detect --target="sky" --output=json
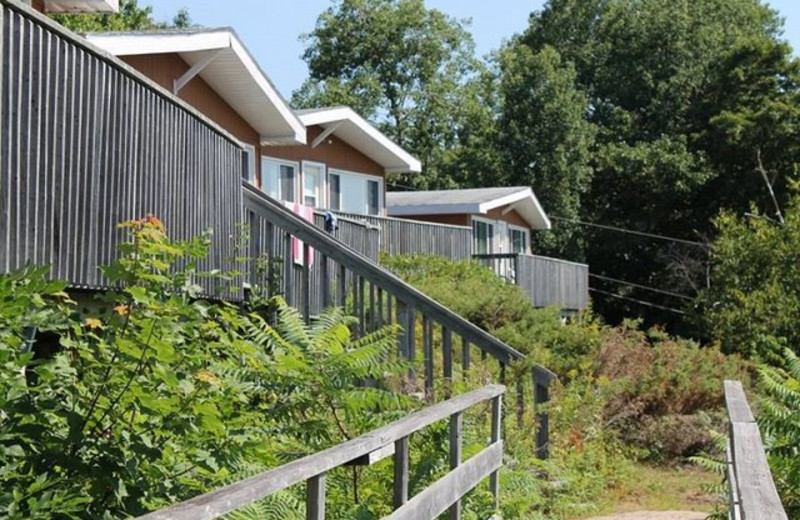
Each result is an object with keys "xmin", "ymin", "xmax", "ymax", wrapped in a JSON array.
[{"xmin": 147, "ymin": 0, "xmax": 800, "ymax": 101}]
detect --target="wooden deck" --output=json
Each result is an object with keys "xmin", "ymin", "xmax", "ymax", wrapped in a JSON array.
[{"xmin": 473, "ymin": 253, "xmax": 589, "ymax": 311}]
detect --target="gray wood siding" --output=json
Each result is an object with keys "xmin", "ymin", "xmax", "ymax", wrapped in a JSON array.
[
  {"xmin": 0, "ymin": 0, "xmax": 244, "ymax": 297},
  {"xmin": 334, "ymin": 212, "xmax": 472, "ymax": 260},
  {"xmin": 473, "ymin": 253, "xmax": 589, "ymax": 311}
]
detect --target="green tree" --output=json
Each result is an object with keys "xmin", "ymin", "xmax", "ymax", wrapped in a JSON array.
[
  {"xmin": 701, "ymin": 190, "xmax": 800, "ymax": 359},
  {"xmin": 511, "ymin": 0, "xmax": 800, "ymax": 330},
  {"xmin": 495, "ymin": 44, "xmax": 595, "ymax": 256},
  {"xmin": 50, "ymin": 0, "xmax": 193, "ymax": 32},
  {"xmin": 293, "ymin": 0, "xmax": 485, "ymax": 188}
]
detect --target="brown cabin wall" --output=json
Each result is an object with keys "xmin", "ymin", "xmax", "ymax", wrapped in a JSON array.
[
  {"xmin": 265, "ymin": 126, "xmax": 384, "ymax": 178},
  {"xmin": 390, "ymin": 206, "xmax": 531, "ymax": 231},
  {"xmin": 485, "ymin": 207, "xmax": 530, "ymax": 229},
  {"xmin": 119, "ymin": 54, "xmax": 386, "ymax": 191},
  {"xmin": 121, "ymin": 53, "xmax": 263, "ymax": 179}
]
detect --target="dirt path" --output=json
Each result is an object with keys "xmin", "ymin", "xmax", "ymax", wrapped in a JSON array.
[{"xmin": 584, "ymin": 512, "xmax": 707, "ymax": 520}]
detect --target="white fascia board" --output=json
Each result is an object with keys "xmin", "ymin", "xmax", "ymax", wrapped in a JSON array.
[
  {"xmin": 477, "ymin": 189, "xmax": 532, "ymax": 213},
  {"xmin": 299, "ymin": 107, "xmax": 421, "ymax": 173},
  {"xmin": 478, "ymin": 188, "xmax": 551, "ymax": 230},
  {"xmin": 85, "ymin": 30, "xmax": 231, "ymax": 56},
  {"xmin": 229, "ymin": 35, "xmax": 306, "ymax": 145},
  {"xmin": 87, "ymin": 30, "xmax": 306, "ymax": 145},
  {"xmin": 387, "ymin": 203, "xmax": 481, "ymax": 216}
]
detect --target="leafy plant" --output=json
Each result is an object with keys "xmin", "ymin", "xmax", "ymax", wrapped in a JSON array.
[
  {"xmin": 758, "ymin": 348, "xmax": 800, "ymax": 515},
  {"xmin": 0, "ymin": 217, "xmax": 411, "ymax": 519}
]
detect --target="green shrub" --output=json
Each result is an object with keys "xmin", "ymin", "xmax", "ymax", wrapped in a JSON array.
[
  {"xmin": 0, "ymin": 218, "xmax": 410, "ymax": 519},
  {"xmin": 758, "ymin": 348, "xmax": 800, "ymax": 516}
]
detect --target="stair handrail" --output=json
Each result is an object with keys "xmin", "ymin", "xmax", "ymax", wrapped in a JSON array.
[
  {"xmin": 135, "ymin": 385, "xmax": 506, "ymax": 520},
  {"xmin": 243, "ymin": 182, "xmax": 551, "ymax": 376}
]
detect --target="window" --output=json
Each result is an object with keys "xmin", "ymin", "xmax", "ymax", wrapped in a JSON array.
[
  {"xmin": 242, "ymin": 144, "xmax": 256, "ymax": 184},
  {"xmin": 261, "ymin": 157, "xmax": 297, "ymax": 203},
  {"xmin": 328, "ymin": 170, "xmax": 383, "ymax": 215},
  {"xmin": 329, "ymin": 174, "xmax": 341, "ymax": 211},
  {"xmin": 302, "ymin": 162, "xmax": 325, "ymax": 208},
  {"xmin": 509, "ymin": 226, "xmax": 529, "ymax": 254},
  {"xmin": 472, "ymin": 218, "xmax": 494, "ymax": 255}
]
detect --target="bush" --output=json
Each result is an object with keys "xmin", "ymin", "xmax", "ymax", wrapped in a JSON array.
[
  {"xmin": 384, "ymin": 254, "xmax": 748, "ymax": 464},
  {"xmin": 0, "ymin": 218, "xmax": 410, "ymax": 519}
]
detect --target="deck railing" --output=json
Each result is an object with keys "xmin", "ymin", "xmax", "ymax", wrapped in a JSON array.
[
  {"xmin": 244, "ymin": 183, "xmax": 556, "ymax": 458},
  {"xmin": 473, "ymin": 253, "xmax": 589, "ymax": 311},
  {"xmin": 0, "ymin": 0, "xmax": 245, "ymax": 297},
  {"xmin": 723, "ymin": 380, "xmax": 788, "ymax": 520},
  {"xmin": 135, "ymin": 385, "xmax": 505, "ymax": 520},
  {"xmin": 333, "ymin": 212, "xmax": 472, "ymax": 260}
]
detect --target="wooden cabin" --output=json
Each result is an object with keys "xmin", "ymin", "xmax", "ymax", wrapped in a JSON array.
[
  {"xmin": 386, "ymin": 187, "xmax": 550, "ymax": 255},
  {"xmin": 84, "ymin": 30, "xmax": 421, "ymax": 217}
]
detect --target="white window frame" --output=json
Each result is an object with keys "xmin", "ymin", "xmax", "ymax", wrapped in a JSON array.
[
  {"xmin": 328, "ymin": 168, "xmax": 384, "ymax": 215},
  {"xmin": 472, "ymin": 216, "xmax": 495, "ymax": 255},
  {"xmin": 242, "ymin": 144, "xmax": 257, "ymax": 184},
  {"xmin": 508, "ymin": 224, "xmax": 530, "ymax": 254},
  {"xmin": 261, "ymin": 155, "xmax": 299, "ymax": 203},
  {"xmin": 301, "ymin": 160, "xmax": 327, "ymax": 209}
]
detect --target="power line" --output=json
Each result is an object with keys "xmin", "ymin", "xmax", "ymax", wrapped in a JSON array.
[
  {"xmin": 589, "ymin": 287, "xmax": 688, "ymax": 315},
  {"xmin": 550, "ymin": 216, "xmax": 708, "ymax": 248},
  {"xmin": 589, "ymin": 273, "xmax": 695, "ymax": 301}
]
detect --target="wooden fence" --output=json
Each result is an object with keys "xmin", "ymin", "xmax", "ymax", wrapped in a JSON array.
[
  {"xmin": 0, "ymin": 0, "xmax": 245, "ymax": 297},
  {"xmin": 334, "ymin": 212, "xmax": 472, "ymax": 260},
  {"xmin": 473, "ymin": 253, "xmax": 589, "ymax": 311},
  {"xmin": 724, "ymin": 380, "xmax": 788, "ymax": 520},
  {"xmin": 135, "ymin": 385, "xmax": 505, "ymax": 520},
  {"xmin": 243, "ymin": 183, "xmax": 556, "ymax": 455}
]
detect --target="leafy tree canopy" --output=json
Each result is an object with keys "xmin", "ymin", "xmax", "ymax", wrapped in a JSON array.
[
  {"xmin": 293, "ymin": 0, "xmax": 485, "ymax": 189},
  {"xmin": 51, "ymin": 0, "xmax": 194, "ymax": 32},
  {"xmin": 513, "ymin": 0, "xmax": 800, "ymax": 331},
  {"xmin": 701, "ymin": 188, "xmax": 800, "ymax": 359}
]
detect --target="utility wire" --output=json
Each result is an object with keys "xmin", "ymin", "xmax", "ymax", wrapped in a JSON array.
[
  {"xmin": 589, "ymin": 287, "xmax": 688, "ymax": 315},
  {"xmin": 550, "ymin": 216, "xmax": 708, "ymax": 248},
  {"xmin": 589, "ymin": 273, "xmax": 695, "ymax": 301}
]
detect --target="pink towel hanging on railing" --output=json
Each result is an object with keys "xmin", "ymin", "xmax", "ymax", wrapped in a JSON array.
[{"xmin": 289, "ymin": 202, "xmax": 315, "ymax": 267}]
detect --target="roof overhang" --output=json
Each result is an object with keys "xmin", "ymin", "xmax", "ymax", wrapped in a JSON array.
[
  {"xmin": 388, "ymin": 187, "xmax": 551, "ymax": 230},
  {"xmin": 85, "ymin": 29, "xmax": 306, "ymax": 145},
  {"xmin": 297, "ymin": 107, "xmax": 421, "ymax": 174},
  {"xmin": 44, "ymin": 0, "xmax": 118, "ymax": 13}
]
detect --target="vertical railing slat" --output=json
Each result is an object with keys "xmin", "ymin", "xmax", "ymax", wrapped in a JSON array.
[
  {"xmin": 306, "ymin": 473, "xmax": 326, "ymax": 520},
  {"xmin": 448, "ymin": 411, "xmax": 462, "ymax": 520},
  {"xmin": 490, "ymin": 394, "xmax": 502, "ymax": 509},
  {"xmin": 393, "ymin": 436, "xmax": 409, "ymax": 510}
]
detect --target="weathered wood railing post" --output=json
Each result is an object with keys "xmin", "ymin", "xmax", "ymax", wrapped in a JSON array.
[
  {"xmin": 302, "ymin": 243, "xmax": 311, "ymax": 323},
  {"xmin": 321, "ymin": 254, "xmax": 330, "ymax": 308},
  {"xmin": 443, "ymin": 326, "xmax": 453, "ymax": 396},
  {"xmin": 423, "ymin": 316, "xmax": 434, "ymax": 399},
  {"xmin": 489, "ymin": 393, "xmax": 502, "ymax": 508},
  {"xmin": 337, "ymin": 263, "xmax": 346, "ymax": 307},
  {"xmin": 283, "ymin": 232, "xmax": 293, "ymax": 306},
  {"xmin": 393, "ymin": 436, "xmax": 409, "ymax": 509},
  {"xmin": 533, "ymin": 367, "xmax": 556, "ymax": 459},
  {"xmin": 306, "ymin": 473, "xmax": 326, "ymax": 520},
  {"xmin": 462, "ymin": 337, "xmax": 470, "ymax": 371},
  {"xmin": 449, "ymin": 411, "xmax": 463, "ymax": 520}
]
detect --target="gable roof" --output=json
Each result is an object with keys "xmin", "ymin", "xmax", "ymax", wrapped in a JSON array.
[
  {"xmin": 296, "ymin": 107, "xmax": 421, "ymax": 174},
  {"xmin": 84, "ymin": 28, "xmax": 306, "ymax": 145},
  {"xmin": 386, "ymin": 186, "xmax": 551, "ymax": 230}
]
